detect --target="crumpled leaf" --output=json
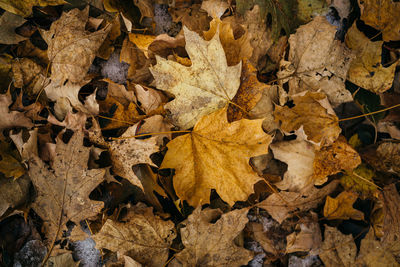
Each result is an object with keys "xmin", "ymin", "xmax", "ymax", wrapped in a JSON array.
[
  {"xmin": 0, "ymin": 12, "xmax": 27, "ymax": 44},
  {"xmin": 270, "ymin": 139, "xmax": 315, "ymax": 192},
  {"xmin": 319, "ymin": 226, "xmax": 357, "ymax": 267},
  {"xmin": 150, "ymin": 26, "xmax": 241, "ymax": 129},
  {"xmin": 313, "ymin": 135, "xmax": 361, "ymax": 186},
  {"xmin": 0, "ymin": 92, "xmax": 33, "ymax": 130},
  {"xmin": 109, "ymin": 124, "xmax": 159, "ymax": 190},
  {"xmin": 257, "ymin": 180, "xmax": 339, "ymax": 224},
  {"xmin": 133, "ymin": 0, "xmax": 154, "ymax": 19},
  {"xmin": 0, "ymin": 174, "xmax": 30, "ymax": 218},
  {"xmin": 12, "ymin": 58, "xmax": 46, "ymax": 95},
  {"xmin": 277, "ymin": 16, "xmax": 354, "ymax": 107},
  {"xmin": 0, "ymin": 0, "xmax": 66, "ymax": 17},
  {"xmin": 340, "ymin": 164, "xmax": 378, "ymax": 199},
  {"xmin": 358, "ymin": 0, "xmax": 400, "ymax": 41},
  {"xmin": 132, "ymin": 84, "xmax": 166, "ymax": 114},
  {"xmin": 345, "ymin": 24, "xmax": 397, "ymax": 93},
  {"xmin": 174, "ymin": 207, "xmax": 253, "ymax": 266},
  {"xmin": 274, "ymin": 91, "xmax": 341, "ymax": 147},
  {"xmin": 368, "ymin": 142, "xmax": 400, "ymax": 175},
  {"xmin": 323, "ymin": 191, "xmax": 364, "ymax": 220},
  {"xmin": 93, "ymin": 203, "xmax": 176, "ymax": 267},
  {"xmin": 161, "ymin": 107, "xmax": 271, "ymax": 207},
  {"xmin": 28, "ymin": 131, "xmax": 106, "ymax": 240}
]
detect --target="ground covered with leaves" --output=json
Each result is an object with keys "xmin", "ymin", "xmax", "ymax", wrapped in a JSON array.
[{"xmin": 0, "ymin": 0, "xmax": 399, "ymax": 266}]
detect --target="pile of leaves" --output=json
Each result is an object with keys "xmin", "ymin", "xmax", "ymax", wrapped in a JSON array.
[{"xmin": 0, "ymin": 0, "xmax": 399, "ymax": 266}]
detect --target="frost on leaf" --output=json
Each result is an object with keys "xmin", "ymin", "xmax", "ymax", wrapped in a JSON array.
[
  {"xmin": 28, "ymin": 131, "xmax": 105, "ymax": 241},
  {"xmin": 93, "ymin": 203, "xmax": 176, "ymax": 267},
  {"xmin": 161, "ymin": 107, "xmax": 272, "ymax": 207},
  {"xmin": 150, "ymin": 26, "xmax": 241, "ymax": 129},
  {"xmin": 174, "ymin": 207, "xmax": 253, "ymax": 267}
]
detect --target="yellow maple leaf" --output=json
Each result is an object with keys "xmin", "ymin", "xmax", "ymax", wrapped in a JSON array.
[
  {"xmin": 323, "ymin": 191, "xmax": 364, "ymax": 220},
  {"xmin": 161, "ymin": 106, "xmax": 272, "ymax": 207}
]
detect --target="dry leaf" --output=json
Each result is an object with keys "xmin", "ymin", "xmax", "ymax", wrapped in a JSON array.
[
  {"xmin": 133, "ymin": 84, "xmax": 165, "ymax": 113},
  {"xmin": 358, "ymin": 0, "xmax": 400, "ymax": 41},
  {"xmin": 161, "ymin": 107, "xmax": 271, "ymax": 206},
  {"xmin": 0, "ymin": 92, "xmax": 33, "ymax": 130},
  {"xmin": 120, "ymin": 37, "xmax": 149, "ymax": 81},
  {"xmin": 28, "ymin": 131, "xmax": 105, "ymax": 240},
  {"xmin": 313, "ymin": 136, "xmax": 361, "ymax": 185},
  {"xmin": 10, "ymin": 128, "xmax": 38, "ymax": 162},
  {"xmin": 150, "ymin": 26, "xmax": 241, "ymax": 129},
  {"xmin": 380, "ymin": 184, "xmax": 400, "ymax": 256},
  {"xmin": 257, "ymin": 180, "xmax": 339, "ymax": 224},
  {"xmin": 97, "ymin": 14, "xmax": 121, "ymax": 60},
  {"xmin": 0, "ymin": 174, "xmax": 30, "ymax": 217},
  {"xmin": 370, "ymin": 142, "xmax": 400, "ymax": 174},
  {"xmin": 0, "ymin": 135, "xmax": 25, "ymax": 179},
  {"xmin": 133, "ymin": 0, "xmax": 154, "ymax": 19},
  {"xmin": 169, "ymin": 4, "xmax": 210, "ymax": 34},
  {"xmin": 201, "ymin": 0, "xmax": 229, "ymax": 19},
  {"xmin": 340, "ymin": 164, "xmax": 378, "ymax": 199},
  {"xmin": 227, "ymin": 60, "xmax": 268, "ymax": 122},
  {"xmin": 0, "ymin": 0, "xmax": 66, "ymax": 17},
  {"xmin": 0, "ymin": 12, "xmax": 27, "ymax": 44},
  {"xmin": 274, "ymin": 91, "xmax": 341, "ymax": 147},
  {"xmin": 129, "ymin": 33, "xmax": 156, "ymax": 58},
  {"xmin": 345, "ymin": 24, "xmax": 397, "ymax": 93},
  {"xmin": 93, "ymin": 203, "xmax": 176, "ymax": 267},
  {"xmin": 174, "ymin": 207, "xmax": 253, "ymax": 267},
  {"xmin": 109, "ymin": 123, "xmax": 159, "ymax": 189},
  {"xmin": 323, "ymin": 191, "xmax": 364, "ymax": 220},
  {"xmin": 99, "ymin": 96, "xmax": 141, "ymax": 130},
  {"xmin": 12, "ymin": 58, "xmax": 46, "ymax": 95},
  {"xmin": 137, "ymin": 115, "xmax": 173, "ymax": 145},
  {"xmin": 247, "ymin": 222, "xmax": 278, "ymax": 255},
  {"xmin": 277, "ymin": 16, "xmax": 354, "ymax": 107},
  {"xmin": 319, "ymin": 226, "xmax": 357, "ymax": 267},
  {"xmin": 105, "ymin": 80, "xmax": 136, "ymax": 107},
  {"xmin": 44, "ymin": 253, "xmax": 79, "ymax": 267}
]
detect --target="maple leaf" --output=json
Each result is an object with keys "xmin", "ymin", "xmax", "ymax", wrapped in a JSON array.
[
  {"xmin": 174, "ymin": 207, "xmax": 253, "ymax": 266},
  {"xmin": 28, "ymin": 130, "xmax": 105, "ymax": 240},
  {"xmin": 277, "ymin": 16, "xmax": 354, "ymax": 107},
  {"xmin": 0, "ymin": 92, "xmax": 33, "ymax": 130},
  {"xmin": 345, "ymin": 24, "xmax": 397, "ymax": 93},
  {"xmin": 0, "ymin": 0, "xmax": 66, "ymax": 17},
  {"xmin": 161, "ymin": 107, "xmax": 272, "ymax": 207},
  {"xmin": 323, "ymin": 191, "xmax": 364, "ymax": 220},
  {"xmin": 93, "ymin": 203, "xmax": 176, "ymax": 266},
  {"xmin": 274, "ymin": 91, "xmax": 341, "ymax": 147},
  {"xmin": 150, "ymin": 26, "xmax": 242, "ymax": 129}
]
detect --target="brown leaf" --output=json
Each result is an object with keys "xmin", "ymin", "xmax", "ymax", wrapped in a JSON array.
[
  {"xmin": 132, "ymin": 84, "xmax": 166, "ymax": 114},
  {"xmin": 0, "ymin": 174, "xmax": 30, "ymax": 218},
  {"xmin": 313, "ymin": 136, "xmax": 361, "ymax": 185},
  {"xmin": 169, "ymin": 4, "xmax": 210, "ymax": 34},
  {"xmin": 0, "ymin": 135, "xmax": 25, "ymax": 179},
  {"xmin": 28, "ymin": 131, "xmax": 105, "ymax": 240},
  {"xmin": 137, "ymin": 115, "xmax": 173, "ymax": 146},
  {"xmin": 0, "ymin": 0, "xmax": 66, "ymax": 17},
  {"xmin": 174, "ymin": 207, "xmax": 253, "ymax": 267},
  {"xmin": 274, "ymin": 91, "xmax": 341, "ymax": 147},
  {"xmin": 133, "ymin": 0, "xmax": 154, "ymax": 19},
  {"xmin": 257, "ymin": 180, "xmax": 339, "ymax": 224},
  {"xmin": 364, "ymin": 142, "xmax": 400, "ymax": 175},
  {"xmin": 247, "ymin": 222, "xmax": 279, "ymax": 255},
  {"xmin": 0, "ymin": 92, "xmax": 33, "ymax": 130},
  {"xmin": 12, "ymin": 58, "xmax": 46, "ymax": 95},
  {"xmin": 161, "ymin": 107, "xmax": 271, "ymax": 207},
  {"xmin": 323, "ymin": 191, "xmax": 364, "ymax": 220},
  {"xmin": 201, "ymin": 0, "xmax": 229, "ymax": 19},
  {"xmin": 0, "ymin": 12, "xmax": 27, "ymax": 44},
  {"xmin": 380, "ymin": 184, "xmax": 400, "ymax": 255},
  {"xmin": 93, "ymin": 203, "xmax": 176, "ymax": 267},
  {"xmin": 99, "ymin": 96, "xmax": 141, "ymax": 130}
]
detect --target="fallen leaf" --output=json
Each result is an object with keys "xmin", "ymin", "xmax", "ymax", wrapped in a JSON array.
[
  {"xmin": 174, "ymin": 207, "xmax": 253, "ymax": 266},
  {"xmin": 380, "ymin": 184, "xmax": 400, "ymax": 256},
  {"xmin": 274, "ymin": 91, "xmax": 341, "ymax": 147},
  {"xmin": 97, "ymin": 14, "xmax": 121, "ymax": 60},
  {"xmin": 227, "ymin": 60, "xmax": 269, "ymax": 122},
  {"xmin": 161, "ymin": 107, "xmax": 271, "ymax": 206},
  {"xmin": 0, "ymin": 12, "xmax": 27, "ymax": 44},
  {"xmin": 319, "ymin": 225, "xmax": 357, "ymax": 267},
  {"xmin": 257, "ymin": 180, "xmax": 339, "ymax": 224},
  {"xmin": 0, "ymin": 174, "xmax": 30, "ymax": 217},
  {"xmin": 313, "ymin": 136, "xmax": 361, "ymax": 185},
  {"xmin": 133, "ymin": 0, "xmax": 154, "ymax": 20},
  {"xmin": 137, "ymin": 115, "xmax": 173, "ymax": 145},
  {"xmin": 10, "ymin": 128, "xmax": 38, "ymax": 162},
  {"xmin": 129, "ymin": 33, "xmax": 156, "ymax": 58},
  {"xmin": 109, "ymin": 123, "xmax": 159, "ymax": 189},
  {"xmin": 0, "ymin": 136, "xmax": 25, "ymax": 179},
  {"xmin": 47, "ymin": 111, "xmax": 87, "ymax": 131},
  {"xmin": 28, "ymin": 130, "xmax": 106, "ymax": 240},
  {"xmin": 201, "ymin": 0, "xmax": 229, "ymax": 19},
  {"xmin": 345, "ymin": 24, "xmax": 397, "ymax": 93},
  {"xmin": 0, "ymin": 0, "xmax": 66, "ymax": 17},
  {"xmin": 44, "ymin": 253, "xmax": 79, "ymax": 267},
  {"xmin": 150, "ymin": 26, "xmax": 241, "ymax": 129},
  {"xmin": 358, "ymin": 0, "xmax": 400, "ymax": 41},
  {"xmin": 132, "ymin": 84, "xmax": 166, "ymax": 113},
  {"xmin": 0, "ymin": 92, "xmax": 33, "ymax": 130},
  {"xmin": 12, "ymin": 58, "xmax": 46, "ymax": 95},
  {"xmin": 120, "ymin": 37, "xmax": 149, "ymax": 81},
  {"xmin": 105, "ymin": 80, "xmax": 136, "ymax": 107},
  {"xmin": 367, "ymin": 142, "xmax": 400, "ymax": 175},
  {"xmin": 98, "ymin": 96, "xmax": 141, "ymax": 130},
  {"xmin": 93, "ymin": 203, "xmax": 176, "ymax": 267},
  {"xmin": 270, "ymin": 139, "xmax": 315, "ymax": 192},
  {"xmin": 169, "ymin": 4, "xmax": 210, "ymax": 34},
  {"xmin": 277, "ymin": 16, "xmax": 354, "ymax": 107},
  {"xmin": 323, "ymin": 191, "xmax": 364, "ymax": 220},
  {"xmin": 247, "ymin": 222, "xmax": 279, "ymax": 255},
  {"xmin": 340, "ymin": 164, "xmax": 378, "ymax": 199}
]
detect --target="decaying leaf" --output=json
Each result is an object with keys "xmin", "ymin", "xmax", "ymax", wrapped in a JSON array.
[
  {"xmin": 169, "ymin": 4, "xmax": 210, "ymax": 34},
  {"xmin": 0, "ymin": 0, "xmax": 66, "ymax": 17},
  {"xmin": 129, "ymin": 33, "xmax": 156, "ymax": 58},
  {"xmin": 0, "ymin": 92, "xmax": 33, "ymax": 130},
  {"xmin": 277, "ymin": 16, "xmax": 354, "ymax": 107},
  {"xmin": 137, "ymin": 115, "xmax": 173, "ymax": 146},
  {"xmin": 28, "ymin": 131, "xmax": 105, "ymax": 240},
  {"xmin": 12, "ymin": 58, "xmax": 46, "ymax": 95},
  {"xmin": 0, "ymin": 174, "xmax": 30, "ymax": 217},
  {"xmin": 274, "ymin": 91, "xmax": 341, "ymax": 147},
  {"xmin": 93, "ymin": 203, "xmax": 176, "ymax": 267},
  {"xmin": 257, "ymin": 180, "xmax": 339, "ymax": 224},
  {"xmin": 340, "ymin": 164, "xmax": 378, "ymax": 199},
  {"xmin": 150, "ymin": 26, "xmax": 241, "ymax": 129},
  {"xmin": 132, "ymin": 84, "xmax": 166, "ymax": 114},
  {"xmin": 368, "ymin": 142, "xmax": 400, "ymax": 175},
  {"xmin": 174, "ymin": 207, "xmax": 253, "ymax": 266},
  {"xmin": 247, "ymin": 222, "xmax": 279, "ymax": 255},
  {"xmin": 323, "ymin": 191, "xmax": 364, "ymax": 220},
  {"xmin": 345, "ymin": 24, "xmax": 397, "ymax": 93},
  {"xmin": 0, "ymin": 135, "xmax": 25, "ymax": 179},
  {"xmin": 99, "ymin": 96, "xmax": 141, "ymax": 130},
  {"xmin": 161, "ymin": 107, "xmax": 271, "ymax": 206},
  {"xmin": 201, "ymin": 0, "xmax": 229, "ymax": 19},
  {"xmin": 0, "ymin": 12, "xmax": 27, "ymax": 45},
  {"xmin": 358, "ymin": 0, "xmax": 400, "ymax": 41},
  {"xmin": 313, "ymin": 136, "xmax": 361, "ymax": 185}
]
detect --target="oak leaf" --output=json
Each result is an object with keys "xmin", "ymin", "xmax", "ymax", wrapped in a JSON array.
[
  {"xmin": 150, "ymin": 26, "xmax": 242, "ymax": 129},
  {"xmin": 323, "ymin": 191, "xmax": 364, "ymax": 220},
  {"xmin": 93, "ymin": 203, "xmax": 176, "ymax": 267},
  {"xmin": 28, "ymin": 131, "xmax": 106, "ymax": 240},
  {"xmin": 345, "ymin": 24, "xmax": 397, "ymax": 93},
  {"xmin": 161, "ymin": 107, "xmax": 272, "ymax": 207},
  {"xmin": 174, "ymin": 207, "xmax": 253, "ymax": 266},
  {"xmin": 274, "ymin": 91, "xmax": 341, "ymax": 147}
]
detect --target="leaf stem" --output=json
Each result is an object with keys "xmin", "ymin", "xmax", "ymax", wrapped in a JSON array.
[{"xmin": 338, "ymin": 103, "xmax": 400, "ymax": 122}]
